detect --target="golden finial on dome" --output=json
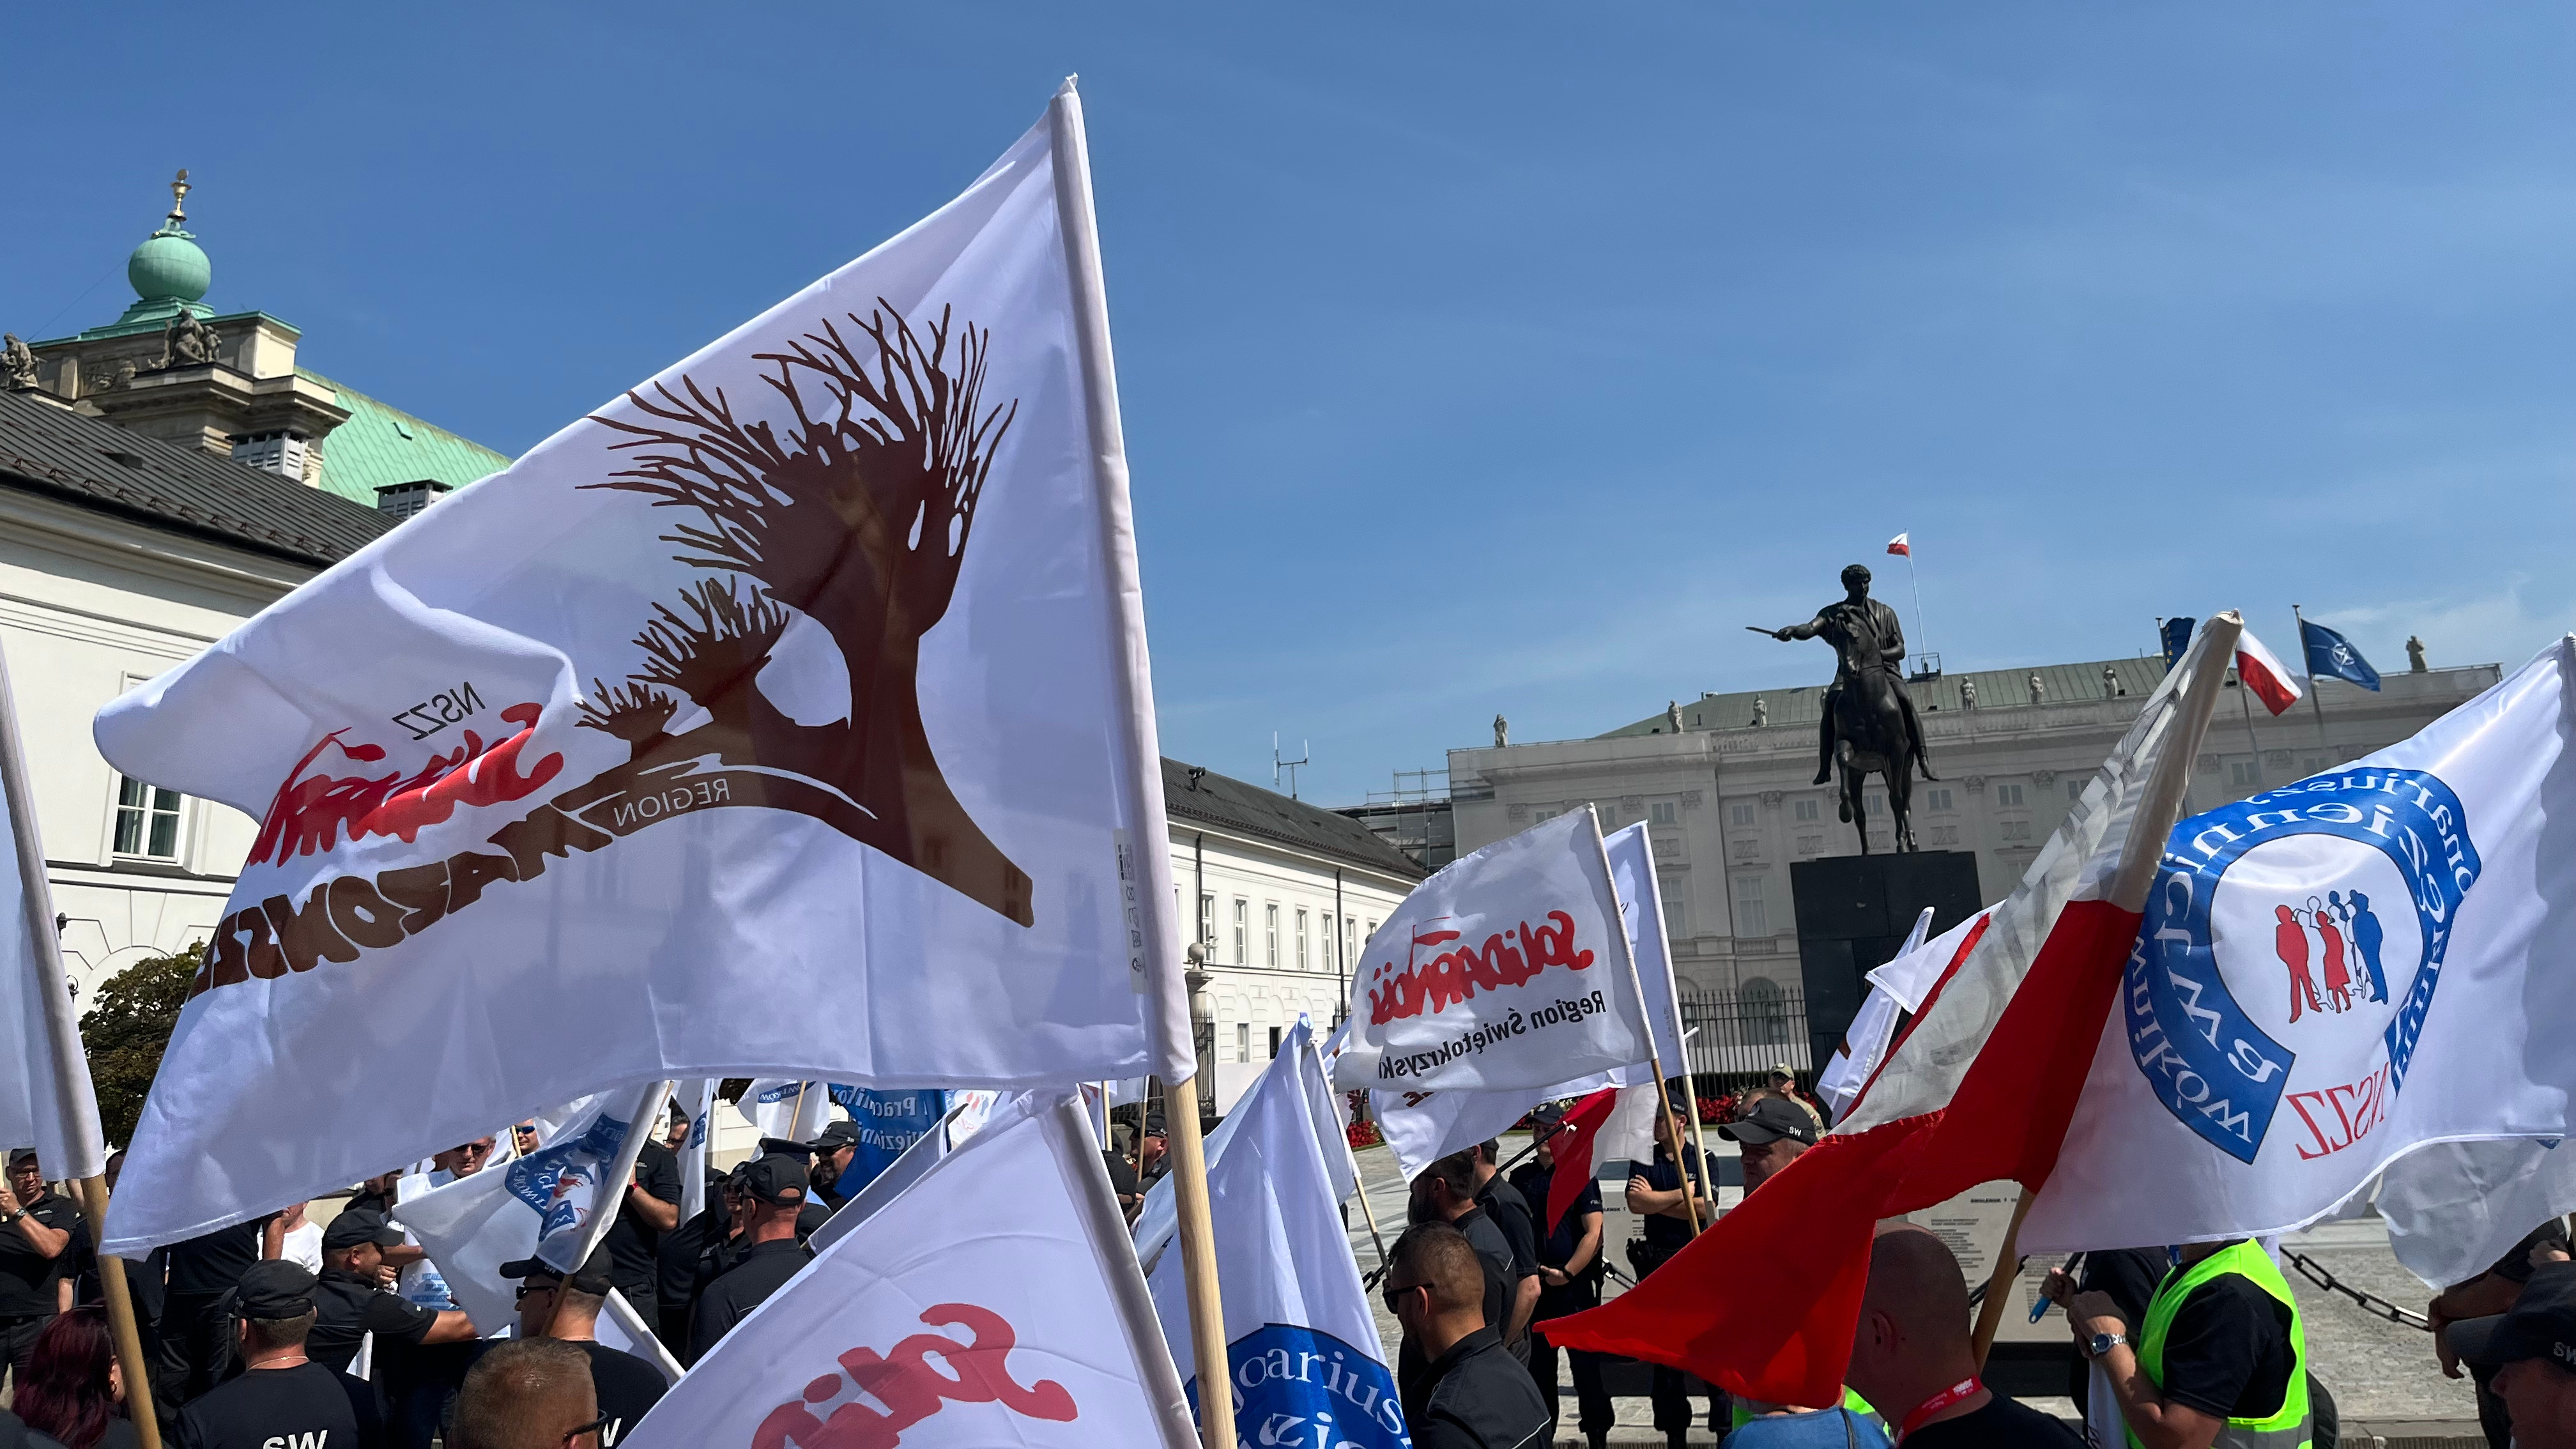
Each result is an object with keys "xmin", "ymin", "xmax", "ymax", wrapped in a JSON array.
[{"xmin": 168, "ymin": 169, "xmax": 190, "ymax": 227}]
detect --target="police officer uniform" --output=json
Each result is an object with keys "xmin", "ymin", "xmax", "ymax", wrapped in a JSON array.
[
  {"xmin": 1634, "ymin": 1100, "xmax": 1720, "ymax": 1440},
  {"xmin": 307, "ymin": 1212, "xmax": 441, "ymax": 1376},
  {"xmin": 174, "ymin": 1261, "xmax": 385, "ymax": 1449},
  {"xmin": 0, "ymin": 1153, "xmax": 82, "ymax": 1383},
  {"xmin": 685, "ymin": 1156, "xmax": 812, "ymax": 1366},
  {"xmin": 599, "ymin": 1137, "xmax": 682, "ymax": 1325},
  {"xmin": 1411, "ymin": 1326, "xmax": 1552, "ymax": 1449},
  {"xmin": 496, "ymin": 1252, "xmax": 666, "ymax": 1446},
  {"xmin": 1511, "ymin": 1107, "xmax": 1611, "ymax": 1446}
]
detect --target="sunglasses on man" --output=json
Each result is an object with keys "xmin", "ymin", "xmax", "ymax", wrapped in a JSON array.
[
  {"xmin": 560, "ymin": 1412, "xmax": 611, "ymax": 1445},
  {"xmin": 1380, "ymin": 1278, "xmax": 1427, "ymax": 1315}
]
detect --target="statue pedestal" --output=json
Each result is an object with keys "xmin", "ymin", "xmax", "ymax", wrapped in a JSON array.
[{"xmin": 1788, "ymin": 851, "xmax": 1983, "ymax": 1073}]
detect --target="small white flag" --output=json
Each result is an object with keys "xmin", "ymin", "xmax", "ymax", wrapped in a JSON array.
[
  {"xmin": 1147, "ymin": 1019, "xmax": 1405, "ymax": 1446},
  {"xmin": 1133, "ymin": 1017, "xmax": 1354, "ymax": 1271},
  {"xmin": 1331, "ymin": 809, "xmax": 1650, "ymax": 1094},
  {"xmin": 620, "ymin": 1091, "xmax": 1193, "ymax": 1449},
  {"xmin": 0, "ymin": 643, "xmax": 103, "ymax": 1181}
]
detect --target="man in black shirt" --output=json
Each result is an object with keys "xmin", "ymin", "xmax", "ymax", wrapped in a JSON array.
[
  {"xmin": 501, "ymin": 1250, "xmax": 665, "ymax": 1446},
  {"xmin": 2042, "ymin": 1247, "xmax": 2166, "ymax": 1412},
  {"xmin": 2067, "ymin": 1239, "xmax": 2303, "ymax": 1448},
  {"xmin": 1399, "ymin": 1153, "xmax": 1515, "ymax": 1424},
  {"xmin": 174, "ymin": 1261, "xmax": 385, "ymax": 1449},
  {"xmin": 1628, "ymin": 1094, "xmax": 1721, "ymax": 1445},
  {"xmin": 2447, "ymin": 1260, "xmax": 2576, "ymax": 1449},
  {"xmin": 1137, "ymin": 1114, "xmax": 1170, "ymax": 1188},
  {"xmin": 1510, "ymin": 1105, "xmax": 1611, "ymax": 1449},
  {"xmin": 652, "ymin": 1168, "xmax": 728, "ymax": 1357},
  {"xmin": 686, "ymin": 1156, "xmax": 811, "ymax": 1366},
  {"xmin": 597, "ymin": 1136, "xmax": 681, "ymax": 1328},
  {"xmin": 2433, "ymin": 1218, "xmax": 2573, "ymax": 1448},
  {"xmin": 307, "ymin": 1211, "xmax": 477, "ymax": 1375},
  {"xmin": 803, "ymin": 1121, "xmax": 859, "ymax": 1211},
  {"xmin": 1386, "ymin": 1223, "xmax": 1550, "ymax": 1449},
  {"xmin": 158, "ymin": 1202, "xmax": 284, "ymax": 1403},
  {"xmin": 1469, "ymin": 1139, "xmax": 1541, "ymax": 1355},
  {"xmin": 1849, "ymin": 1224, "xmax": 2078, "ymax": 1447},
  {"xmin": 0, "ymin": 1150, "xmax": 80, "ymax": 1385}
]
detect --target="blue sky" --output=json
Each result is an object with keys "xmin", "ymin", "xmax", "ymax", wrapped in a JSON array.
[{"xmin": 8, "ymin": 7, "xmax": 2570, "ymax": 805}]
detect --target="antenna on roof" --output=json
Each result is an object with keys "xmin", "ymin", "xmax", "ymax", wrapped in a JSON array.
[{"xmin": 1273, "ymin": 733, "xmax": 1310, "ymax": 799}]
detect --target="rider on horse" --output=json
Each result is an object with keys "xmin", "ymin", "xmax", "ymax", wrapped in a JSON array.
[{"xmin": 1772, "ymin": 564, "xmax": 1937, "ymax": 787}]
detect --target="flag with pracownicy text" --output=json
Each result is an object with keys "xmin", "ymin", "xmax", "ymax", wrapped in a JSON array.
[
  {"xmin": 89, "ymin": 82, "xmax": 1192, "ymax": 1255},
  {"xmin": 2023, "ymin": 636, "xmax": 2576, "ymax": 1289},
  {"xmin": 1331, "ymin": 808, "xmax": 1650, "ymax": 1095}
]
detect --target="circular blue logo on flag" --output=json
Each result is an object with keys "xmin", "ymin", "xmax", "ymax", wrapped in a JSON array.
[{"xmin": 2124, "ymin": 767, "xmax": 2479, "ymax": 1164}]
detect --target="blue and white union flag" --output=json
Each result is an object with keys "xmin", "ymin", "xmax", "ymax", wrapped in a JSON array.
[
  {"xmin": 1149, "ymin": 1018, "xmax": 1406, "ymax": 1448},
  {"xmin": 2025, "ymin": 636, "xmax": 2576, "ymax": 1287}
]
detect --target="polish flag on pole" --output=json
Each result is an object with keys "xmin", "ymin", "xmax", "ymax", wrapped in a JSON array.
[
  {"xmin": 1541, "ymin": 615, "xmax": 2242, "ymax": 1409},
  {"xmin": 1885, "ymin": 533, "xmax": 1910, "ymax": 556},
  {"xmin": 1540, "ymin": 1088, "xmax": 1619, "ymax": 1239},
  {"xmin": 2235, "ymin": 625, "xmax": 2305, "ymax": 715}
]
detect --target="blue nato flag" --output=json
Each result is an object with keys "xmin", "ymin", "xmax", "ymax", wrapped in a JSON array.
[{"xmin": 2301, "ymin": 620, "xmax": 2383, "ymax": 691}]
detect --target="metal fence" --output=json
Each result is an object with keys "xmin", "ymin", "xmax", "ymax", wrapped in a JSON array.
[{"xmin": 1675, "ymin": 985, "xmax": 1812, "ymax": 1080}]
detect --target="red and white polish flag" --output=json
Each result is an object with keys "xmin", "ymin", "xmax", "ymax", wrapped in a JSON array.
[
  {"xmin": 2235, "ymin": 625, "xmax": 2305, "ymax": 715},
  {"xmin": 1541, "ymin": 616, "xmax": 2244, "ymax": 1409},
  {"xmin": 1885, "ymin": 532, "xmax": 1910, "ymax": 557},
  {"xmin": 622, "ymin": 1091, "xmax": 1195, "ymax": 1449}
]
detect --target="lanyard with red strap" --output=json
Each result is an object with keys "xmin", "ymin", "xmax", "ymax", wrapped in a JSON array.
[{"xmin": 1896, "ymin": 1377, "xmax": 1982, "ymax": 1441}]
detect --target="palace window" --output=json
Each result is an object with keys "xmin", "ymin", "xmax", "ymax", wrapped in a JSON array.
[
  {"xmin": 1236, "ymin": 1023, "xmax": 1252, "ymax": 1062},
  {"xmin": 112, "ymin": 778, "xmax": 184, "ymax": 862},
  {"xmin": 2230, "ymin": 761, "xmax": 2260, "ymax": 788},
  {"xmin": 1232, "ymin": 900, "xmax": 1248, "ymax": 965},
  {"xmin": 1924, "ymin": 788, "xmax": 1954, "ymax": 813},
  {"xmin": 1264, "ymin": 903, "xmax": 1280, "ymax": 967},
  {"xmin": 1730, "ymin": 803, "xmax": 1756, "ymax": 827},
  {"xmin": 1296, "ymin": 910, "xmax": 1309, "ymax": 970},
  {"xmin": 1794, "ymin": 798, "xmax": 1821, "ymax": 822},
  {"xmin": 1268, "ymin": 1025, "xmax": 1282, "ymax": 1059},
  {"xmin": 1198, "ymin": 893, "xmax": 1215, "ymax": 946},
  {"xmin": 1995, "ymin": 783, "xmax": 2025, "ymax": 807},
  {"xmin": 1733, "ymin": 874, "xmax": 1769, "ymax": 938},
  {"xmin": 1650, "ymin": 801, "xmax": 1678, "ymax": 825}
]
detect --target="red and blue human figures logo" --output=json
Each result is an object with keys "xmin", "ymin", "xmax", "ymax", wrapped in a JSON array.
[{"xmin": 2125, "ymin": 767, "xmax": 2478, "ymax": 1165}]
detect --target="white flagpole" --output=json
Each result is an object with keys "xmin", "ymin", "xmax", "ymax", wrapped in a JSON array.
[
  {"xmin": 1048, "ymin": 76, "xmax": 1228, "ymax": 1448},
  {"xmin": 1588, "ymin": 808, "xmax": 1699, "ymax": 1236},
  {"xmin": 1903, "ymin": 542, "xmax": 1932, "ymax": 671},
  {"xmin": 0, "ymin": 643, "xmax": 150, "ymax": 1445}
]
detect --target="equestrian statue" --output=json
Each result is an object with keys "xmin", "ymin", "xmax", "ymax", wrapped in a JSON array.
[{"xmin": 1755, "ymin": 563, "xmax": 1936, "ymax": 852}]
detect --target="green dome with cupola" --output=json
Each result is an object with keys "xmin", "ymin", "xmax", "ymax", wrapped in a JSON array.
[{"xmin": 109, "ymin": 171, "xmax": 213, "ymax": 328}]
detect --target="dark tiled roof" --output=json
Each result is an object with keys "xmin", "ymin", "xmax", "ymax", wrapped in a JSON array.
[
  {"xmin": 1163, "ymin": 759, "xmax": 1428, "ymax": 882},
  {"xmin": 0, "ymin": 390, "xmax": 396, "ymax": 568}
]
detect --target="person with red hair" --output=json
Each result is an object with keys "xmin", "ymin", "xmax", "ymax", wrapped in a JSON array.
[{"xmin": 10, "ymin": 1307, "xmax": 138, "ymax": 1449}]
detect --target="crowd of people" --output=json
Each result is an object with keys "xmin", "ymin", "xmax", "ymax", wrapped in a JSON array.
[
  {"xmin": 0, "ymin": 1105, "xmax": 865, "ymax": 1449},
  {"xmin": 5, "ymin": 1070, "xmax": 2576, "ymax": 1449}
]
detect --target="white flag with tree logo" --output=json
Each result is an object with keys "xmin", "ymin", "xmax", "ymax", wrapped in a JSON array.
[{"xmin": 91, "ymin": 81, "xmax": 1190, "ymax": 1255}]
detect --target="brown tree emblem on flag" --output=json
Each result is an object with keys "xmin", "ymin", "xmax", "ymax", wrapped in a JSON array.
[
  {"xmin": 571, "ymin": 300, "xmax": 1032, "ymax": 924},
  {"xmin": 202, "ymin": 300, "xmax": 1034, "ymax": 997}
]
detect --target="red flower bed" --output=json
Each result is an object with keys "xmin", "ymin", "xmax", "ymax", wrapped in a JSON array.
[{"xmin": 1347, "ymin": 1119, "xmax": 1383, "ymax": 1149}]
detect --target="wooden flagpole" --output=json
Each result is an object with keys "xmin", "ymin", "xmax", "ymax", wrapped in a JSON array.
[
  {"xmin": 1970, "ymin": 612, "xmax": 2241, "ymax": 1368},
  {"xmin": 1051, "ymin": 77, "xmax": 1232, "ymax": 1447}
]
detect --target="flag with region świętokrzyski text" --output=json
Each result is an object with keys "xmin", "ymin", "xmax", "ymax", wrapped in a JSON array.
[
  {"xmin": 88, "ymin": 80, "xmax": 1194, "ymax": 1256},
  {"xmin": 388, "ymin": 1081, "xmax": 670, "ymax": 1334},
  {"xmin": 1147, "ymin": 1018, "xmax": 1406, "ymax": 1449},
  {"xmin": 1330, "ymin": 808, "xmax": 1651, "ymax": 1094},
  {"xmin": 2023, "ymin": 635, "xmax": 2576, "ymax": 1290},
  {"xmin": 618, "ymin": 1090, "xmax": 1195, "ymax": 1449},
  {"xmin": 1541, "ymin": 616, "xmax": 2242, "ymax": 1409},
  {"xmin": 1365, "ymin": 820, "xmax": 1687, "ymax": 1177}
]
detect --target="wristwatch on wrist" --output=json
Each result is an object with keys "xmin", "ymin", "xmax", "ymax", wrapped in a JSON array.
[
  {"xmin": 2086, "ymin": 1331, "xmax": 2128, "ymax": 1360},
  {"xmin": 0, "ymin": 1209, "xmax": 20, "ymax": 1225}
]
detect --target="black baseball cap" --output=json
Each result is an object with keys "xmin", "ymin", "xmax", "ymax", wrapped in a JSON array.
[
  {"xmin": 738, "ymin": 1154, "xmax": 808, "ymax": 1207},
  {"xmin": 1142, "ymin": 1113, "xmax": 1167, "ymax": 1137},
  {"xmin": 1720, "ymin": 1096, "xmax": 1818, "ymax": 1147},
  {"xmin": 236, "ymin": 1261, "xmax": 318, "ymax": 1318},
  {"xmin": 756, "ymin": 1135, "xmax": 815, "ymax": 1162},
  {"xmin": 1528, "ymin": 1102, "xmax": 1568, "ymax": 1129},
  {"xmin": 2448, "ymin": 1262, "xmax": 2576, "ymax": 1369},
  {"xmin": 806, "ymin": 1121, "xmax": 859, "ymax": 1153},
  {"xmin": 320, "ymin": 1208, "xmax": 406, "ymax": 1252},
  {"xmin": 5, "ymin": 1148, "xmax": 34, "ymax": 1168},
  {"xmin": 498, "ymin": 1246, "xmax": 616, "ymax": 1298}
]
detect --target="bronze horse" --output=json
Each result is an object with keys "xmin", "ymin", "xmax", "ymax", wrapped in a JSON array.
[{"xmin": 1823, "ymin": 619, "xmax": 1919, "ymax": 852}]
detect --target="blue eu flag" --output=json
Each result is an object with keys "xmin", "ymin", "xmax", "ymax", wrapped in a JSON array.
[
  {"xmin": 2300, "ymin": 619, "xmax": 2381, "ymax": 691},
  {"xmin": 2159, "ymin": 617, "xmax": 2196, "ymax": 670}
]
